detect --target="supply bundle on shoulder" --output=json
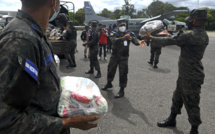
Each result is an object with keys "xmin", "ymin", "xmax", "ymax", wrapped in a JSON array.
[
  {"xmin": 139, "ymin": 20, "xmax": 164, "ymax": 36},
  {"xmin": 58, "ymin": 76, "xmax": 108, "ymax": 124}
]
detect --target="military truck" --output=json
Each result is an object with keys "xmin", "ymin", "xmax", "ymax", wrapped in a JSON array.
[{"xmin": 49, "ymin": 1, "xmax": 75, "ymax": 57}]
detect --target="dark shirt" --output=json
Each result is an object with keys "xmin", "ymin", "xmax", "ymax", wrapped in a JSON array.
[
  {"xmin": 0, "ymin": 10, "xmax": 68, "ymax": 134},
  {"xmin": 87, "ymin": 29, "xmax": 99, "ymax": 52},
  {"xmin": 64, "ymin": 26, "xmax": 77, "ymax": 41}
]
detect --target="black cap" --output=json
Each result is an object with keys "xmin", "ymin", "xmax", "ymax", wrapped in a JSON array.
[
  {"xmin": 185, "ymin": 9, "xmax": 207, "ymax": 21},
  {"xmin": 85, "ymin": 26, "xmax": 89, "ymax": 29},
  {"xmin": 91, "ymin": 21, "xmax": 98, "ymax": 27}
]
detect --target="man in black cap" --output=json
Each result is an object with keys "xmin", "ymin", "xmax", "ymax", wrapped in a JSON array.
[
  {"xmin": 102, "ymin": 19, "xmax": 145, "ymax": 98},
  {"xmin": 84, "ymin": 21, "xmax": 101, "ymax": 78},
  {"xmin": 64, "ymin": 21, "xmax": 77, "ymax": 68},
  {"xmin": 145, "ymin": 9, "xmax": 208, "ymax": 134}
]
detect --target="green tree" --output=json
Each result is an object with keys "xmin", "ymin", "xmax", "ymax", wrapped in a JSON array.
[
  {"xmin": 113, "ymin": 9, "xmax": 122, "ymax": 19},
  {"xmin": 136, "ymin": 9, "xmax": 148, "ymax": 18},
  {"xmin": 75, "ymin": 8, "xmax": 85, "ymax": 26},
  {"xmin": 164, "ymin": 2, "xmax": 176, "ymax": 13},
  {"xmin": 97, "ymin": 8, "xmax": 115, "ymax": 19},
  {"xmin": 122, "ymin": 0, "xmax": 136, "ymax": 16},
  {"xmin": 147, "ymin": 0, "xmax": 165, "ymax": 17}
]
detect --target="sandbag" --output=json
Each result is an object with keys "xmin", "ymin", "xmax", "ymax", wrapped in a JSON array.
[
  {"xmin": 139, "ymin": 20, "xmax": 164, "ymax": 36},
  {"xmin": 58, "ymin": 76, "xmax": 108, "ymax": 124}
]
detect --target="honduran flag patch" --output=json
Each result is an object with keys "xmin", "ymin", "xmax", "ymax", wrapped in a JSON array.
[{"xmin": 25, "ymin": 59, "xmax": 38, "ymax": 81}]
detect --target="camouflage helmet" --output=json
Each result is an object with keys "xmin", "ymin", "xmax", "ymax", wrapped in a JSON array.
[{"xmin": 185, "ymin": 9, "xmax": 207, "ymax": 21}]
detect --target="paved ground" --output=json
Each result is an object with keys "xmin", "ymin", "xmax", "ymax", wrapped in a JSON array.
[{"xmin": 57, "ymin": 31, "xmax": 215, "ymax": 134}]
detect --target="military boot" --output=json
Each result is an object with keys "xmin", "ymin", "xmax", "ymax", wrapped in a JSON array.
[
  {"xmin": 148, "ymin": 61, "xmax": 153, "ymax": 65},
  {"xmin": 95, "ymin": 70, "xmax": 101, "ymax": 78},
  {"xmin": 157, "ymin": 112, "xmax": 177, "ymax": 127},
  {"xmin": 153, "ymin": 64, "xmax": 158, "ymax": 68},
  {"xmin": 190, "ymin": 126, "xmax": 199, "ymax": 134},
  {"xmin": 102, "ymin": 82, "xmax": 113, "ymax": 90},
  {"xmin": 85, "ymin": 67, "xmax": 94, "ymax": 74},
  {"xmin": 114, "ymin": 87, "xmax": 125, "ymax": 98},
  {"xmin": 66, "ymin": 59, "xmax": 75, "ymax": 68}
]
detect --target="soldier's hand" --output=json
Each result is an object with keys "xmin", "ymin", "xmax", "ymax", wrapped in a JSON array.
[
  {"xmin": 62, "ymin": 115, "xmax": 99, "ymax": 130},
  {"xmin": 142, "ymin": 32, "xmax": 153, "ymax": 40},
  {"xmin": 123, "ymin": 34, "xmax": 132, "ymax": 41},
  {"xmin": 139, "ymin": 40, "xmax": 146, "ymax": 47}
]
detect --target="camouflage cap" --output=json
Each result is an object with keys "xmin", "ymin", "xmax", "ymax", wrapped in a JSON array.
[
  {"xmin": 91, "ymin": 21, "xmax": 98, "ymax": 27},
  {"xmin": 67, "ymin": 21, "xmax": 73, "ymax": 26},
  {"xmin": 185, "ymin": 9, "xmax": 207, "ymax": 21},
  {"xmin": 117, "ymin": 19, "xmax": 127, "ymax": 26}
]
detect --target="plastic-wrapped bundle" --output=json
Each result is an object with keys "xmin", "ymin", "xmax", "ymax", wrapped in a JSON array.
[
  {"xmin": 49, "ymin": 28, "xmax": 62, "ymax": 40},
  {"xmin": 139, "ymin": 20, "xmax": 164, "ymax": 36},
  {"xmin": 54, "ymin": 54, "xmax": 60, "ymax": 71},
  {"xmin": 58, "ymin": 76, "xmax": 108, "ymax": 124}
]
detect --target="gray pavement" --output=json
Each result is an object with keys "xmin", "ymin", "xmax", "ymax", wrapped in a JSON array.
[{"xmin": 57, "ymin": 31, "xmax": 215, "ymax": 134}]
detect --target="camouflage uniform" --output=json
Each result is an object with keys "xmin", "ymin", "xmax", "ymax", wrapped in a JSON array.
[
  {"xmin": 87, "ymin": 29, "xmax": 100, "ymax": 71},
  {"xmin": 0, "ymin": 10, "xmax": 69, "ymax": 134},
  {"xmin": 64, "ymin": 26, "xmax": 77, "ymax": 64},
  {"xmin": 152, "ymin": 26, "xmax": 209, "ymax": 126},
  {"xmin": 108, "ymin": 30, "xmax": 140, "ymax": 88}
]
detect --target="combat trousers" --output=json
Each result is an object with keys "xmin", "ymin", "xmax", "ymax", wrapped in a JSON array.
[
  {"xmin": 84, "ymin": 46, "xmax": 90, "ymax": 57},
  {"xmin": 150, "ymin": 47, "xmax": 161, "ymax": 64},
  {"xmin": 99, "ymin": 44, "xmax": 107, "ymax": 58},
  {"xmin": 64, "ymin": 40, "xmax": 76, "ymax": 61},
  {"xmin": 107, "ymin": 57, "xmax": 128, "ymax": 88},
  {"xmin": 89, "ymin": 50, "xmax": 100, "ymax": 71},
  {"xmin": 171, "ymin": 77, "xmax": 203, "ymax": 126}
]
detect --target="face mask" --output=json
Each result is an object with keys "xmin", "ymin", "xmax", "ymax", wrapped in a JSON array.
[
  {"xmin": 119, "ymin": 26, "xmax": 126, "ymax": 32},
  {"xmin": 186, "ymin": 21, "xmax": 194, "ymax": 30},
  {"xmin": 49, "ymin": 2, "xmax": 61, "ymax": 22}
]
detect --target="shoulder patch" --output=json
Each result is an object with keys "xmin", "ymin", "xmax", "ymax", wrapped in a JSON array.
[
  {"xmin": 25, "ymin": 59, "xmax": 38, "ymax": 81},
  {"xmin": 44, "ymin": 52, "xmax": 54, "ymax": 66}
]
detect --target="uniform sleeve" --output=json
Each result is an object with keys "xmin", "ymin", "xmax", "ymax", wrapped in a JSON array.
[
  {"xmin": 131, "ymin": 37, "xmax": 140, "ymax": 46},
  {"xmin": 80, "ymin": 31, "xmax": 84, "ymax": 41},
  {"xmin": 152, "ymin": 32, "xmax": 191, "ymax": 47},
  {"xmin": 0, "ymin": 38, "xmax": 63, "ymax": 134},
  {"xmin": 110, "ymin": 34, "xmax": 123, "ymax": 45}
]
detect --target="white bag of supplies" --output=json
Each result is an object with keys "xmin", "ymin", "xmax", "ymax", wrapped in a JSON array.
[
  {"xmin": 58, "ymin": 76, "xmax": 108, "ymax": 124},
  {"xmin": 139, "ymin": 20, "xmax": 164, "ymax": 36}
]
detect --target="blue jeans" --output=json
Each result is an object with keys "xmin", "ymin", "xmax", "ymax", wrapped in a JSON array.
[{"xmin": 99, "ymin": 44, "xmax": 107, "ymax": 57}]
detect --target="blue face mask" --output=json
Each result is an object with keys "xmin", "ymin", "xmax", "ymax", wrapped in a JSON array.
[{"xmin": 49, "ymin": 6, "xmax": 61, "ymax": 22}]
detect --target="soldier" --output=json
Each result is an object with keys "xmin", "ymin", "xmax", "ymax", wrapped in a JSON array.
[
  {"xmin": 145, "ymin": 9, "xmax": 208, "ymax": 134},
  {"xmin": 84, "ymin": 21, "xmax": 101, "ymax": 78},
  {"xmin": 0, "ymin": 0, "xmax": 98, "ymax": 133},
  {"xmin": 64, "ymin": 21, "xmax": 77, "ymax": 68},
  {"xmin": 147, "ymin": 28, "xmax": 166, "ymax": 68},
  {"xmin": 102, "ymin": 19, "xmax": 145, "ymax": 98},
  {"xmin": 56, "ymin": 13, "xmax": 70, "ymax": 32}
]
